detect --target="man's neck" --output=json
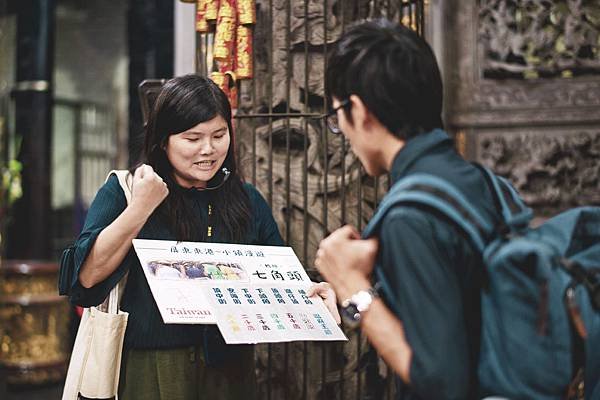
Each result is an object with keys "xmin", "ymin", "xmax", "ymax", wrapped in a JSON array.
[{"xmin": 379, "ymin": 134, "xmax": 405, "ymax": 173}]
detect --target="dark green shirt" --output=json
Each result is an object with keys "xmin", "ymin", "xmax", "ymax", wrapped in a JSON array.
[
  {"xmin": 376, "ymin": 130, "xmax": 499, "ymax": 400},
  {"xmin": 68, "ymin": 175, "xmax": 283, "ymax": 350}
]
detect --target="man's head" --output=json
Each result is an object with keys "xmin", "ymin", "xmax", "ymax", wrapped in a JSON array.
[{"xmin": 326, "ymin": 19, "xmax": 444, "ymax": 174}]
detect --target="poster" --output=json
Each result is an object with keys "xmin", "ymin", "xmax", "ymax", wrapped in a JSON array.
[{"xmin": 132, "ymin": 239, "xmax": 347, "ymax": 343}]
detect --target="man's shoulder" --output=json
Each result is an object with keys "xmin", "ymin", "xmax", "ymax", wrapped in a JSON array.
[
  {"xmin": 377, "ymin": 172, "xmax": 475, "ymax": 247},
  {"xmin": 377, "ymin": 170, "xmax": 492, "ymax": 259},
  {"xmin": 388, "ymin": 161, "xmax": 498, "ymax": 226},
  {"xmin": 382, "ymin": 204, "xmax": 431, "ymax": 224},
  {"xmin": 380, "ymin": 203, "xmax": 455, "ymax": 238}
]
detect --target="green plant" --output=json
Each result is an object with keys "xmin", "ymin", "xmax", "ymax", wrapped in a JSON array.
[{"xmin": 0, "ymin": 159, "xmax": 22, "ymax": 254}]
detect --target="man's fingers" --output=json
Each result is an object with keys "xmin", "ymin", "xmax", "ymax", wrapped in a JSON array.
[
  {"xmin": 318, "ymin": 226, "xmax": 361, "ymax": 258},
  {"xmin": 344, "ymin": 224, "xmax": 361, "ymax": 239},
  {"xmin": 363, "ymin": 237, "xmax": 379, "ymax": 253},
  {"xmin": 334, "ymin": 225, "xmax": 360, "ymax": 239}
]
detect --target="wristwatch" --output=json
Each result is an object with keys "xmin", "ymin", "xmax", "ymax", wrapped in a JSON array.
[{"xmin": 340, "ymin": 286, "xmax": 379, "ymax": 329}]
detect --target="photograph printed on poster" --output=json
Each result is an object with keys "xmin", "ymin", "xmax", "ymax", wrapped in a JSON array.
[{"xmin": 146, "ymin": 260, "xmax": 248, "ymax": 281}]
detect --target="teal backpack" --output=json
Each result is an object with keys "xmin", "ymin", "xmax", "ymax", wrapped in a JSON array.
[{"xmin": 361, "ymin": 166, "xmax": 600, "ymax": 399}]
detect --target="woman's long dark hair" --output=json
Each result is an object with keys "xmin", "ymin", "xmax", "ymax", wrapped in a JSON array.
[{"xmin": 139, "ymin": 75, "xmax": 251, "ymax": 243}]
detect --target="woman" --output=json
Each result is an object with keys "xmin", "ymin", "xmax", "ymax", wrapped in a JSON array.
[{"xmin": 67, "ymin": 75, "xmax": 338, "ymax": 400}]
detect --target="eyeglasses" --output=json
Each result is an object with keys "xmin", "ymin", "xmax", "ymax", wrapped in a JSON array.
[{"xmin": 325, "ymin": 99, "xmax": 351, "ymax": 134}]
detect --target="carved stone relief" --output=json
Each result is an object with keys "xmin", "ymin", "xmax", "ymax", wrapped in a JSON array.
[
  {"xmin": 444, "ymin": 1, "xmax": 600, "ymax": 216},
  {"xmin": 447, "ymin": 1, "xmax": 600, "ymax": 111},
  {"xmin": 479, "ymin": 0, "xmax": 600, "ymax": 79},
  {"xmin": 477, "ymin": 129, "xmax": 600, "ymax": 216},
  {"xmin": 471, "ymin": 79, "xmax": 600, "ymax": 110}
]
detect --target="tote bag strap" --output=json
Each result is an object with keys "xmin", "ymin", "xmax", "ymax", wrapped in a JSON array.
[{"xmin": 100, "ymin": 170, "xmax": 133, "ymax": 314}]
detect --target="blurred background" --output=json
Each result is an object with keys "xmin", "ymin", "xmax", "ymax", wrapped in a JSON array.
[{"xmin": 0, "ymin": 0, "xmax": 599, "ymax": 399}]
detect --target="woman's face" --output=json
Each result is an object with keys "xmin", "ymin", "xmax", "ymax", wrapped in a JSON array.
[{"xmin": 165, "ymin": 115, "xmax": 231, "ymax": 188}]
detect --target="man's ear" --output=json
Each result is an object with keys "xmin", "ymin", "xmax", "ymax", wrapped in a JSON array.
[{"xmin": 349, "ymin": 94, "xmax": 374, "ymax": 133}]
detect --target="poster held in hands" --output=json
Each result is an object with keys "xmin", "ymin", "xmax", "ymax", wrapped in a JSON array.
[{"xmin": 132, "ymin": 239, "xmax": 346, "ymax": 343}]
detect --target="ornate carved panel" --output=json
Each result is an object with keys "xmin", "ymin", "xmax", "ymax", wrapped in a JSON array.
[
  {"xmin": 447, "ymin": 2, "xmax": 600, "ymax": 117},
  {"xmin": 479, "ymin": 0, "xmax": 600, "ymax": 79},
  {"xmin": 444, "ymin": 1, "xmax": 600, "ymax": 215},
  {"xmin": 477, "ymin": 129, "xmax": 600, "ymax": 215}
]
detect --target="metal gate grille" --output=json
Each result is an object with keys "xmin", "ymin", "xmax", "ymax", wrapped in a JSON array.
[
  {"xmin": 196, "ymin": 1, "xmax": 427, "ymax": 398},
  {"xmin": 52, "ymin": 98, "xmax": 117, "ymax": 256}
]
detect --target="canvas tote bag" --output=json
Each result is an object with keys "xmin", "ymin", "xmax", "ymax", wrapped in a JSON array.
[{"xmin": 62, "ymin": 170, "xmax": 133, "ymax": 400}]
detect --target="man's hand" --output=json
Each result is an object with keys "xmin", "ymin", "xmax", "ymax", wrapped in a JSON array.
[
  {"xmin": 314, "ymin": 225, "xmax": 378, "ymax": 301},
  {"xmin": 314, "ymin": 227, "xmax": 413, "ymax": 384},
  {"xmin": 307, "ymin": 282, "xmax": 341, "ymax": 324},
  {"xmin": 130, "ymin": 164, "xmax": 169, "ymax": 219}
]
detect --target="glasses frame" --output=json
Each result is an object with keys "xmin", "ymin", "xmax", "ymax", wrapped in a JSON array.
[{"xmin": 324, "ymin": 98, "xmax": 351, "ymax": 134}]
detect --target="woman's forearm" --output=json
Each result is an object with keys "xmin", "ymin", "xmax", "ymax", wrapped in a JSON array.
[{"xmin": 78, "ymin": 206, "xmax": 150, "ymax": 288}]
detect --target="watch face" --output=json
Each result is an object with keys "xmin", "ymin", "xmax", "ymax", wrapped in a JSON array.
[{"xmin": 341, "ymin": 302, "xmax": 361, "ymax": 329}]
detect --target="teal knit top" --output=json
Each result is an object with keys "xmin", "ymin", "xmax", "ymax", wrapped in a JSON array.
[{"xmin": 68, "ymin": 174, "xmax": 284, "ymax": 352}]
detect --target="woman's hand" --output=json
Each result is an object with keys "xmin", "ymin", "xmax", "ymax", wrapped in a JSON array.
[
  {"xmin": 307, "ymin": 282, "xmax": 341, "ymax": 324},
  {"xmin": 79, "ymin": 165, "xmax": 168, "ymax": 289},
  {"xmin": 130, "ymin": 164, "xmax": 169, "ymax": 219}
]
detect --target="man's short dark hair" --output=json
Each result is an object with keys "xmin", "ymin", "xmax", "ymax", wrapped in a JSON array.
[{"xmin": 326, "ymin": 19, "xmax": 444, "ymax": 140}]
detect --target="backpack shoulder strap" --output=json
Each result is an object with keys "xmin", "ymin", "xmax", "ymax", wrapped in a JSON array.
[
  {"xmin": 473, "ymin": 164, "xmax": 532, "ymax": 231},
  {"xmin": 362, "ymin": 173, "xmax": 494, "ymax": 313},
  {"xmin": 362, "ymin": 173, "xmax": 492, "ymax": 253}
]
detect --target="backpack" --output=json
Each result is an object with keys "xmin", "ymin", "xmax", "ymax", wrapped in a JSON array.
[{"xmin": 361, "ymin": 165, "xmax": 600, "ymax": 400}]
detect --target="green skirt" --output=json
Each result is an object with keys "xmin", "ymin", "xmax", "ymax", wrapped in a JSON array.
[{"xmin": 118, "ymin": 345, "xmax": 256, "ymax": 400}]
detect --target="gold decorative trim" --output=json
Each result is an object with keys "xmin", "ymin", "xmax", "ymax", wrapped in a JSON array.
[{"xmin": 455, "ymin": 130, "xmax": 467, "ymax": 157}]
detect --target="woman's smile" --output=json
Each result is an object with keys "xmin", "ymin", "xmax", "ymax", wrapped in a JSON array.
[{"xmin": 194, "ymin": 160, "xmax": 217, "ymax": 170}]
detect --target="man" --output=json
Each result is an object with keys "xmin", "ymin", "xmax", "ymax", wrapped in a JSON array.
[{"xmin": 314, "ymin": 19, "xmax": 500, "ymax": 399}]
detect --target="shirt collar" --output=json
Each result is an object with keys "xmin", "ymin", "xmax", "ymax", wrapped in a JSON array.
[
  {"xmin": 174, "ymin": 183, "xmax": 211, "ymax": 201},
  {"xmin": 390, "ymin": 129, "xmax": 452, "ymax": 184}
]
